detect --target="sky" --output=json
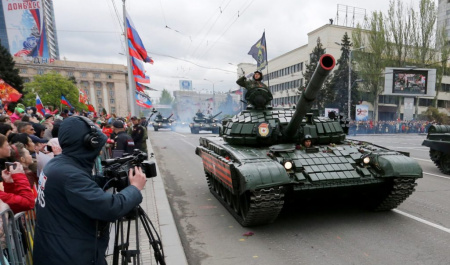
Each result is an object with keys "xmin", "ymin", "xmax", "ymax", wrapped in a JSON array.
[{"xmin": 52, "ymin": 0, "xmax": 424, "ymax": 100}]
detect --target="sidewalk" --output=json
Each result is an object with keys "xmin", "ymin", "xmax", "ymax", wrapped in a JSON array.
[{"xmin": 107, "ymin": 137, "xmax": 188, "ymax": 264}]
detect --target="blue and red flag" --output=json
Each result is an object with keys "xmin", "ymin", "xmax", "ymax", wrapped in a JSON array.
[
  {"xmin": 61, "ymin": 95, "xmax": 73, "ymax": 108},
  {"xmin": 134, "ymin": 74, "xmax": 150, "ymax": 84},
  {"xmin": 36, "ymin": 94, "xmax": 46, "ymax": 115},
  {"xmin": 128, "ymin": 40, "xmax": 153, "ymax": 64},
  {"xmin": 131, "ymin": 57, "xmax": 146, "ymax": 78},
  {"xmin": 126, "ymin": 11, "xmax": 153, "ymax": 63},
  {"xmin": 135, "ymin": 91, "xmax": 152, "ymax": 109}
]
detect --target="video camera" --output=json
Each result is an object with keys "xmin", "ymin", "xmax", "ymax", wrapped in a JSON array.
[{"xmin": 102, "ymin": 150, "xmax": 157, "ymax": 191}]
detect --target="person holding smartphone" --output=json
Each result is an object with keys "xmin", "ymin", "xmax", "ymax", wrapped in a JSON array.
[{"xmin": 0, "ymin": 135, "xmax": 35, "ymax": 213}]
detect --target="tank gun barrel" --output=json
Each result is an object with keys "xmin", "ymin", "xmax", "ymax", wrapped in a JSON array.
[
  {"xmin": 211, "ymin": 111, "xmax": 222, "ymax": 119},
  {"xmin": 284, "ymin": 54, "xmax": 336, "ymax": 138},
  {"xmin": 167, "ymin": 113, "xmax": 174, "ymax": 119}
]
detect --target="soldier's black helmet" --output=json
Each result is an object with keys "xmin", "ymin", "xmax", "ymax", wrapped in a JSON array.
[{"xmin": 253, "ymin": 71, "xmax": 263, "ymax": 81}]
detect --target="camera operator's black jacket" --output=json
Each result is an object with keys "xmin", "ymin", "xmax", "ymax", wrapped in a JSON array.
[{"xmin": 33, "ymin": 117, "xmax": 143, "ymax": 265}]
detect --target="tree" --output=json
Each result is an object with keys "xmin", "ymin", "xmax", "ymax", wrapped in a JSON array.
[
  {"xmin": 353, "ymin": 11, "xmax": 389, "ymax": 122},
  {"xmin": 22, "ymin": 72, "xmax": 85, "ymax": 111},
  {"xmin": 328, "ymin": 32, "xmax": 361, "ymax": 117},
  {"xmin": 0, "ymin": 43, "xmax": 24, "ymax": 110},
  {"xmin": 159, "ymin": 89, "xmax": 173, "ymax": 105},
  {"xmin": 303, "ymin": 37, "xmax": 334, "ymax": 111}
]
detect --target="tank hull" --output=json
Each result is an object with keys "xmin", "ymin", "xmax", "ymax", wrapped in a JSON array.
[
  {"xmin": 196, "ymin": 135, "xmax": 421, "ymax": 226},
  {"xmin": 189, "ymin": 122, "xmax": 220, "ymax": 134},
  {"xmin": 422, "ymin": 125, "xmax": 450, "ymax": 174}
]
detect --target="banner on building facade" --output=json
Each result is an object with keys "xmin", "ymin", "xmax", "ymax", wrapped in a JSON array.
[
  {"xmin": 403, "ymin": 97, "xmax": 414, "ymax": 121},
  {"xmin": 355, "ymin": 105, "xmax": 369, "ymax": 121},
  {"xmin": 179, "ymin": 80, "xmax": 192, "ymax": 90},
  {"xmin": 2, "ymin": 0, "xmax": 49, "ymax": 58}
]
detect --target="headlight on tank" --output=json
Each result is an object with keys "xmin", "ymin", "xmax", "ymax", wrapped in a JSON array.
[
  {"xmin": 283, "ymin": 160, "xmax": 293, "ymax": 170},
  {"xmin": 361, "ymin": 155, "xmax": 370, "ymax": 166}
]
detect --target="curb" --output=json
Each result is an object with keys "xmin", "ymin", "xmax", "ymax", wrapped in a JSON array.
[{"xmin": 147, "ymin": 137, "xmax": 188, "ymax": 265}]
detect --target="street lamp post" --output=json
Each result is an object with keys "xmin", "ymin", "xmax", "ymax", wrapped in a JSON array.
[
  {"xmin": 204, "ymin": 79, "xmax": 223, "ymax": 113},
  {"xmin": 348, "ymin": 46, "xmax": 365, "ymax": 119}
]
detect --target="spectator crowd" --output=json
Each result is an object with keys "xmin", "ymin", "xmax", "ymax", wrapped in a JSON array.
[
  {"xmin": 0, "ymin": 104, "xmax": 149, "ymax": 263},
  {"xmin": 348, "ymin": 120, "xmax": 439, "ymax": 135}
]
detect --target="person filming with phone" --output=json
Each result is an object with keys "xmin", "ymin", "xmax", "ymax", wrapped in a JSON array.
[
  {"xmin": 33, "ymin": 116, "xmax": 147, "ymax": 265},
  {"xmin": 0, "ymin": 134, "xmax": 35, "ymax": 213}
]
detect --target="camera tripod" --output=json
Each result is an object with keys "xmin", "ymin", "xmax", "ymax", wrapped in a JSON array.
[{"xmin": 112, "ymin": 205, "xmax": 165, "ymax": 265}]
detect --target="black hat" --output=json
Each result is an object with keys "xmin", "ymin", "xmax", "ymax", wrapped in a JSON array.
[
  {"xmin": 45, "ymin": 114, "xmax": 54, "ymax": 120},
  {"xmin": 130, "ymin": 116, "xmax": 138, "ymax": 120},
  {"xmin": 253, "ymin": 71, "xmax": 263, "ymax": 81},
  {"xmin": 113, "ymin": 120, "xmax": 124, "ymax": 128},
  {"xmin": 29, "ymin": 134, "xmax": 48, "ymax": 144}
]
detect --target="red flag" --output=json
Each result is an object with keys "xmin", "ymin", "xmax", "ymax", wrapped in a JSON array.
[
  {"xmin": 87, "ymin": 104, "xmax": 95, "ymax": 112},
  {"xmin": 0, "ymin": 79, "xmax": 22, "ymax": 103}
]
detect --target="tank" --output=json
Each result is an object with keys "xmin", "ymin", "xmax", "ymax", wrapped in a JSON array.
[
  {"xmin": 422, "ymin": 125, "xmax": 450, "ymax": 174},
  {"xmin": 151, "ymin": 113, "xmax": 176, "ymax": 131},
  {"xmin": 195, "ymin": 54, "xmax": 423, "ymax": 226},
  {"xmin": 190, "ymin": 111, "xmax": 222, "ymax": 134}
]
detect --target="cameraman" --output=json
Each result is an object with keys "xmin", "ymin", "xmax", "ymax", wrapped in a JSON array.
[{"xmin": 33, "ymin": 116, "xmax": 147, "ymax": 265}]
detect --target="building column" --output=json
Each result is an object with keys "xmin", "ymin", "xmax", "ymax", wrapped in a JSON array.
[
  {"xmin": 102, "ymin": 82, "xmax": 110, "ymax": 113},
  {"xmin": 88, "ymin": 81, "xmax": 97, "ymax": 107}
]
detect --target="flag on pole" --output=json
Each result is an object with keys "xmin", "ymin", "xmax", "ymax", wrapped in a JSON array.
[
  {"xmin": 0, "ymin": 79, "xmax": 22, "ymax": 103},
  {"xmin": 61, "ymin": 95, "xmax": 73, "ymax": 108},
  {"xmin": 79, "ymin": 89, "xmax": 89, "ymax": 104},
  {"xmin": 128, "ymin": 40, "xmax": 153, "ymax": 64},
  {"xmin": 36, "ymin": 94, "xmax": 46, "ymax": 115},
  {"xmin": 134, "ymin": 75, "xmax": 150, "ymax": 84},
  {"xmin": 248, "ymin": 31, "xmax": 267, "ymax": 71},
  {"xmin": 131, "ymin": 57, "xmax": 146, "ymax": 78},
  {"xmin": 126, "ymin": 11, "xmax": 153, "ymax": 63},
  {"xmin": 135, "ymin": 91, "xmax": 153, "ymax": 109}
]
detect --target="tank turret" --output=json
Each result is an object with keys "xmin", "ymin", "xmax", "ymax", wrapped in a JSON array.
[
  {"xmin": 422, "ymin": 124, "xmax": 450, "ymax": 174},
  {"xmin": 222, "ymin": 54, "xmax": 342, "ymax": 146},
  {"xmin": 190, "ymin": 111, "xmax": 222, "ymax": 134}
]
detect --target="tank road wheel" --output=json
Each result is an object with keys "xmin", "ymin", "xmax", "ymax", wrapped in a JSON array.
[
  {"xmin": 239, "ymin": 192, "xmax": 251, "ymax": 223},
  {"xmin": 206, "ymin": 174, "xmax": 214, "ymax": 191},
  {"xmin": 231, "ymin": 193, "xmax": 240, "ymax": 213},
  {"xmin": 438, "ymin": 154, "xmax": 450, "ymax": 175},
  {"xmin": 429, "ymin": 149, "xmax": 440, "ymax": 162}
]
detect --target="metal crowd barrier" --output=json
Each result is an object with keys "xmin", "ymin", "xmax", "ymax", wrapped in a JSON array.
[{"xmin": 0, "ymin": 208, "xmax": 36, "ymax": 265}]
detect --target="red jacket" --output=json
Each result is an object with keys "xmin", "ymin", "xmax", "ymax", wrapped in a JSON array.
[{"xmin": 0, "ymin": 172, "xmax": 35, "ymax": 213}]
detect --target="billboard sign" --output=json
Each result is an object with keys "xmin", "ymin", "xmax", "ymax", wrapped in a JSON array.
[
  {"xmin": 355, "ymin": 105, "xmax": 369, "ymax": 121},
  {"xmin": 384, "ymin": 67, "xmax": 436, "ymax": 97},
  {"xmin": 179, "ymin": 80, "xmax": 192, "ymax": 90},
  {"xmin": 2, "ymin": 0, "xmax": 49, "ymax": 58},
  {"xmin": 325, "ymin": 108, "xmax": 339, "ymax": 118}
]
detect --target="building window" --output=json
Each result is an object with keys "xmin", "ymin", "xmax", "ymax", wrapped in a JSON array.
[
  {"xmin": 107, "ymin": 74, "xmax": 113, "ymax": 79},
  {"xmin": 110, "ymin": 98, "xmax": 115, "ymax": 104},
  {"xmin": 95, "ymin": 82, "xmax": 102, "ymax": 88},
  {"xmin": 20, "ymin": 68, "xmax": 27, "ymax": 74},
  {"xmin": 111, "ymin": 107, "xmax": 116, "ymax": 114},
  {"xmin": 67, "ymin": 71, "xmax": 74, "ymax": 77},
  {"xmin": 97, "ymin": 98, "xmax": 102, "ymax": 103},
  {"xmin": 109, "ymin": 89, "xmax": 115, "ymax": 97},
  {"xmin": 81, "ymin": 72, "xmax": 87, "ymax": 78},
  {"xmin": 94, "ymin": 73, "xmax": 101, "ymax": 78},
  {"xmin": 37, "ymin": 69, "xmax": 45, "ymax": 75},
  {"xmin": 23, "ymin": 77, "xmax": 30, "ymax": 83},
  {"xmin": 97, "ymin": 90, "xmax": 102, "ymax": 97}
]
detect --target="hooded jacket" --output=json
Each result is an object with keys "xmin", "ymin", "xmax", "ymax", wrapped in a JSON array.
[{"xmin": 33, "ymin": 116, "xmax": 143, "ymax": 265}]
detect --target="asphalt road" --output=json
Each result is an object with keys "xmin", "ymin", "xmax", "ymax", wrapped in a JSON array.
[{"xmin": 149, "ymin": 129, "xmax": 450, "ymax": 265}]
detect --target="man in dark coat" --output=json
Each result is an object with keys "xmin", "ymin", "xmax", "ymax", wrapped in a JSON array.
[
  {"xmin": 33, "ymin": 116, "xmax": 147, "ymax": 265},
  {"xmin": 130, "ymin": 116, "xmax": 146, "ymax": 151}
]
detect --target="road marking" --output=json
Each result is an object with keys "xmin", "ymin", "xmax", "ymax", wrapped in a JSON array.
[
  {"xmin": 423, "ymin": 172, "xmax": 450, "ymax": 180},
  {"xmin": 180, "ymin": 138, "xmax": 197, "ymax": 148},
  {"xmin": 393, "ymin": 209, "xmax": 450, "ymax": 234},
  {"xmin": 171, "ymin": 131, "xmax": 187, "ymax": 138}
]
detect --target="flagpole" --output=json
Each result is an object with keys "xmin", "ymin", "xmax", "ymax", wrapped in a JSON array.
[
  {"xmin": 123, "ymin": 0, "xmax": 136, "ymax": 116},
  {"xmin": 264, "ymin": 30, "xmax": 270, "ymax": 105}
]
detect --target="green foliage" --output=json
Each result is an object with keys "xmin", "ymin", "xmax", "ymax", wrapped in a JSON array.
[
  {"xmin": 159, "ymin": 89, "xmax": 173, "ymax": 105},
  {"xmin": 419, "ymin": 107, "xmax": 449, "ymax": 124},
  {"xmin": 0, "ymin": 43, "xmax": 24, "ymax": 110},
  {"xmin": 303, "ymin": 37, "xmax": 334, "ymax": 110},
  {"xmin": 22, "ymin": 72, "xmax": 86, "ymax": 111}
]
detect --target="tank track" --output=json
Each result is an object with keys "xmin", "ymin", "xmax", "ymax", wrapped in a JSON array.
[
  {"xmin": 373, "ymin": 178, "xmax": 417, "ymax": 211},
  {"xmin": 206, "ymin": 174, "xmax": 285, "ymax": 226}
]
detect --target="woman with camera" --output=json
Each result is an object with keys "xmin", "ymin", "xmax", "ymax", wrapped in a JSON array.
[{"xmin": 0, "ymin": 134, "xmax": 35, "ymax": 213}]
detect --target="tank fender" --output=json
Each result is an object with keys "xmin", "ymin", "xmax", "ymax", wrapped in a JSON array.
[
  {"xmin": 236, "ymin": 161, "xmax": 291, "ymax": 193},
  {"xmin": 370, "ymin": 153, "xmax": 422, "ymax": 178},
  {"xmin": 422, "ymin": 139, "xmax": 450, "ymax": 154}
]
